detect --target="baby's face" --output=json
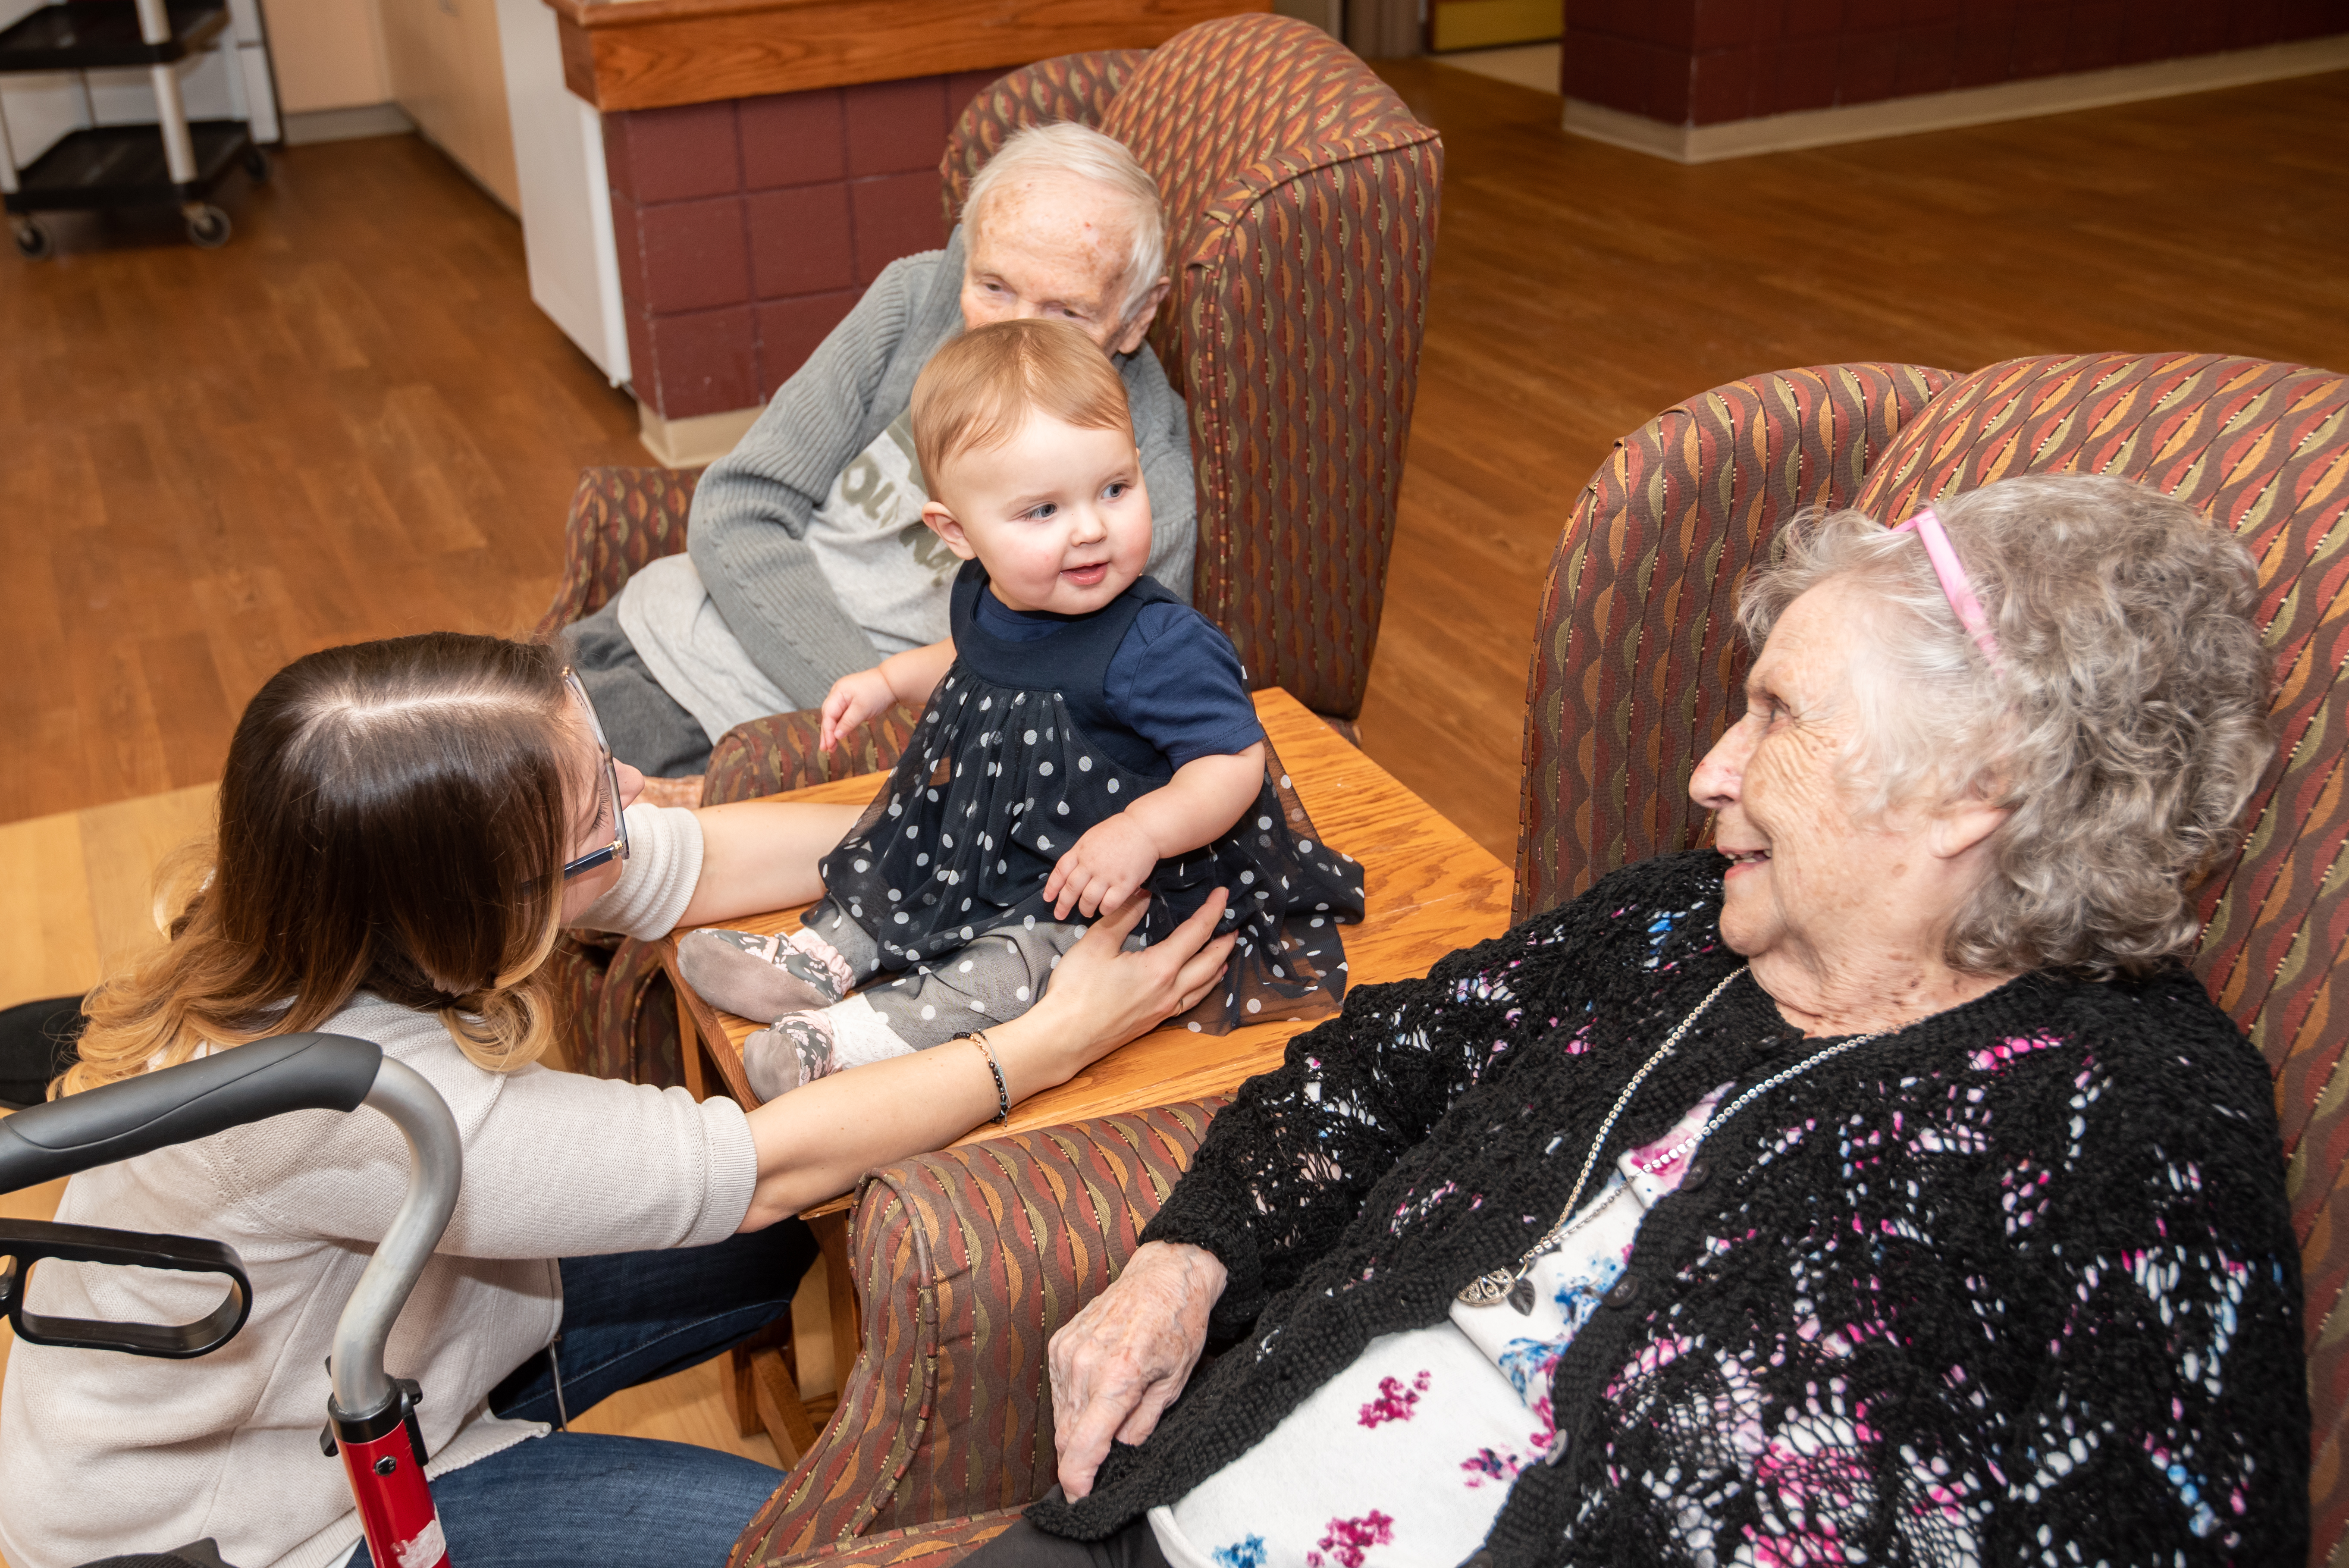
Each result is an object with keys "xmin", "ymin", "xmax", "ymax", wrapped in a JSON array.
[{"xmin": 926, "ymin": 411, "xmax": 1153, "ymax": 616}]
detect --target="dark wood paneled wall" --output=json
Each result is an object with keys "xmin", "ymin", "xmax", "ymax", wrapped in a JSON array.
[{"xmin": 1564, "ymin": 0, "xmax": 2349, "ymax": 127}]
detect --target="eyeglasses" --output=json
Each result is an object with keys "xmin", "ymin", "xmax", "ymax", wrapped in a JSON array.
[{"xmin": 561, "ymin": 668, "xmax": 630, "ymax": 882}]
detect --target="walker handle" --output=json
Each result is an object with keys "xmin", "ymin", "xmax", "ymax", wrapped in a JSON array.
[
  {"xmin": 0, "ymin": 1218, "xmax": 251, "ymax": 1358},
  {"xmin": 0, "ymin": 1034, "xmax": 383, "ymax": 1195}
]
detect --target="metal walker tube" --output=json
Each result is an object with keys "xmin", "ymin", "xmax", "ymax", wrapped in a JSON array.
[
  {"xmin": 326, "ymin": 1057, "xmax": 463, "ymax": 1568},
  {"xmin": 0, "ymin": 95, "xmax": 20, "ymax": 196},
  {"xmin": 330, "ymin": 1058, "xmax": 464, "ymax": 1423}
]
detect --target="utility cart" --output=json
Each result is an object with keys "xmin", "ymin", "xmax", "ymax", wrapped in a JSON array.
[{"xmin": 0, "ymin": 0, "xmax": 272, "ymax": 258}]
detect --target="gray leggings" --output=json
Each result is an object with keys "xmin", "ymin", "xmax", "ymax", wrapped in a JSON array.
[{"xmin": 806, "ymin": 900, "xmax": 1103, "ymax": 1051}]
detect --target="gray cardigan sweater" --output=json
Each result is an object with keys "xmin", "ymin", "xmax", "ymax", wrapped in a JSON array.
[{"xmin": 687, "ymin": 227, "xmax": 1198, "ymax": 711}]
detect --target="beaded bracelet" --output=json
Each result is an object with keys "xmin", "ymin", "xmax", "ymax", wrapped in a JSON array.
[{"xmin": 953, "ymin": 1029, "xmax": 1010, "ymax": 1125}]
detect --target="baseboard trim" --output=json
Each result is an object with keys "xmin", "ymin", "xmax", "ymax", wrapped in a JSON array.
[
  {"xmin": 637, "ymin": 401, "xmax": 763, "ymax": 469},
  {"xmin": 1565, "ymin": 34, "xmax": 2349, "ymax": 163},
  {"xmin": 282, "ymin": 103, "xmax": 417, "ymax": 147}
]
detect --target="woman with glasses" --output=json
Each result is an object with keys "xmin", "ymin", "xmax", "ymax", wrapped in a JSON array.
[{"xmin": 0, "ymin": 633, "xmax": 1236, "ymax": 1568}]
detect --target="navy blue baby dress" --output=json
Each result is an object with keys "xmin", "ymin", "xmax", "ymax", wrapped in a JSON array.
[{"xmin": 809, "ymin": 561, "xmax": 1365, "ymax": 1033}]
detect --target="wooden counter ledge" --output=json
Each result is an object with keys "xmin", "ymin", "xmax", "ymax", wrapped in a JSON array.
[{"xmin": 546, "ymin": 0, "xmax": 1264, "ymax": 113}]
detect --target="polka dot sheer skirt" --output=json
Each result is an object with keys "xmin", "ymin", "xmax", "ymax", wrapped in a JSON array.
[{"xmin": 813, "ymin": 667, "xmax": 1364, "ymax": 1034}]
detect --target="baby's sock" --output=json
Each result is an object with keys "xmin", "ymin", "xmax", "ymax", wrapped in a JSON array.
[
  {"xmin": 679, "ymin": 927, "xmax": 856, "ymax": 1020},
  {"xmin": 740, "ymin": 1013, "xmax": 834, "ymax": 1101},
  {"xmin": 739, "ymin": 994, "xmax": 916, "ymax": 1101}
]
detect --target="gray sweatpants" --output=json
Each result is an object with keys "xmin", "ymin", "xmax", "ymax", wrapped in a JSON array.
[{"xmin": 564, "ymin": 599, "xmax": 715, "ymax": 778}]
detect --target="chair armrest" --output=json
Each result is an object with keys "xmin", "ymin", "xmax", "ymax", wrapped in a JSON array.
[
  {"xmin": 544, "ymin": 933, "xmax": 684, "ymax": 1086},
  {"xmin": 532, "ymin": 466, "xmax": 700, "ymax": 643},
  {"xmin": 939, "ymin": 50, "xmax": 1152, "ymax": 229},
  {"xmin": 1514, "ymin": 363, "xmax": 1958, "ymax": 921},
  {"xmin": 701, "ymin": 705, "xmax": 922, "ymax": 806},
  {"xmin": 734, "ymin": 1100, "xmax": 1226, "ymax": 1560},
  {"xmin": 731, "ymin": 1508, "xmax": 1025, "ymax": 1568}
]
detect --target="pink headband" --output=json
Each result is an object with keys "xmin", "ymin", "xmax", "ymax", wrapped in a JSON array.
[{"xmin": 1892, "ymin": 506, "xmax": 2001, "ymax": 668}]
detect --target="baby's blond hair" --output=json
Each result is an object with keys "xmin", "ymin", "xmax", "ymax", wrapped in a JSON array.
[{"xmin": 912, "ymin": 318, "xmax": 1131, "ymax": 487}]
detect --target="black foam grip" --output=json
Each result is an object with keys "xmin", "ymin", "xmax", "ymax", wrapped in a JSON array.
[{"xmin": 0, "ymin": 1034, "xmax": 383, "ymax": 1194}]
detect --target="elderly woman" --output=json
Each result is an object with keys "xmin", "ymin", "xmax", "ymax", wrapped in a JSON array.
[{"xmin": 1012, "ymin": 474, "xmax": 2307, "ymax": 1567}]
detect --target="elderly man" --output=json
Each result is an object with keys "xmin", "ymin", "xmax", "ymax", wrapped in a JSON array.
[{"xmin": 567, "ymin": 122, "xmax": 1193, "ymax": 777}]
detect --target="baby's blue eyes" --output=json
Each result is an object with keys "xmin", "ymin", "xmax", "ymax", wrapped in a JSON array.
[{"xmin": 1019, "ymin": 484, "xmax": 1129, "ymax": 521}]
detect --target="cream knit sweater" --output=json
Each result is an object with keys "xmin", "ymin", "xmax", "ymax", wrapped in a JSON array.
[{"xmin": 0, "ymin": 805, "xmax": 757, "ymax": 1568}]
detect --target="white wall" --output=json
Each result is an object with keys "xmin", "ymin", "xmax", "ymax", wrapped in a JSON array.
[{"xmin": 258, "ymin": 0, "xmax": 393, "ymax": 114}]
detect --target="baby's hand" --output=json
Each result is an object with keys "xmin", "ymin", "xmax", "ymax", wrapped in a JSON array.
[
  {"xmin": 819, "ymin": 668, "xmax": 895, "ymax": 751},
  {"xmin": 1044, "ymin": 814, "xmax": 1160, "ymax": 920}
]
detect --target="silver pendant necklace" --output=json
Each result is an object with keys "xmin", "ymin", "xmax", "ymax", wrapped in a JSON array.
[{"xmin": 1456, "ymin": 965, "xmax": 1894, "ymax": 1313}]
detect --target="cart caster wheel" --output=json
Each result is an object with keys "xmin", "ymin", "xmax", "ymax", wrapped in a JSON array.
[
  {"xmin": 186, "ymin": 205, "xmax": 232, "ymax": 249},
  {"xmin": 12, "ymin": 220, "xmax": 52, "ymax": 261},
  {"xmin": 243, "ymin": 147, "xmax": 272, "ymax": 183}
]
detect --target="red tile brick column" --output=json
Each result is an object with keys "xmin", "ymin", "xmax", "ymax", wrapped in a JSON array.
[
  {"xmin": 605, "ymin": 69, "xmax": 1005, "ymax": 422},
  {"xmin": 1563, "ymin": 0, "xmax": 2349, "ymax": 129}
]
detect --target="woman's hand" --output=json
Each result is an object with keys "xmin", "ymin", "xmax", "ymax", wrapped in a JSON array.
[
  {"xmin": 1010, "ymin": 888, "xmax": 1236, "ymax": 1083},
  {"xmin": 1044, "ymin": 815, "xmax": 1159, "ymax": 919},
  {"xmin": 1050, "ymin": 1240, "xmax": 1228, "ymax": 1499},
  {"xmin": 735, "ymin": 889, "xmax": 1235, "ymax": 1229},
  {"xmin": 819, "ymin": 667, "xmax": 896, "ymax": 751}
]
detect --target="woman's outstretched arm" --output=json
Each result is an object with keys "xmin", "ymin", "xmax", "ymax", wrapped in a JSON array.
[
  {"xmin": 673, "ymin": 799, "xmax": 865, "ymax": 928},
  {"xmin": 733, "ymin": 888, "xmax": 1235, "ymax": 1229}
]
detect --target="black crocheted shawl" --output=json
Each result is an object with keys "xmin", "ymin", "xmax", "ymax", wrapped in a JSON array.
[{"xmin": 1031, "ymin": 851, "xmax": 2308, "ymax": 1565}]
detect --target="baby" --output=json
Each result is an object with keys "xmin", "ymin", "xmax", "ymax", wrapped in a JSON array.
[{"xmin": 681, "ymin": 318, "xmax": 1364, "ymax": 1099}]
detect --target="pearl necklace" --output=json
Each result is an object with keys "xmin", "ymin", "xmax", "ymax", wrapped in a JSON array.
[{"xmin": 1455, "ymin": 965, "xmax": 1897, "ymax": 1312}]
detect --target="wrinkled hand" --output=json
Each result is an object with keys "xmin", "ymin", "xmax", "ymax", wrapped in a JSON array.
[
  {"xmin": 1043, "ymin": 814, "xmax": 1159, "ymax": 919},
  {"xmin": 1051, "ymin": 1241, "xmax": 1228, "ymax": 1499},
  {"xmin": 819, "ymin": 667, "xmax": 895, "ymax": 751}
]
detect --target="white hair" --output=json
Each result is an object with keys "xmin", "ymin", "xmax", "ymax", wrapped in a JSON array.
[
  {"xmin": 962, "ymin": 122, "xmax": 1167, "ymax": 330},
  {"xmin": 1737, "ymin": 474, "xmax": 2274, "ymax": 978}
]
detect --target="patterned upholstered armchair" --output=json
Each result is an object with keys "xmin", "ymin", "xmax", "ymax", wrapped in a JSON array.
[
  {"xmin": 723, "ymin": 351, "xmax": 2349, "ymax": 1568},
  {"xmin": 536, "ymin": 13, "xmax": 1442, "ymax": 1085}
]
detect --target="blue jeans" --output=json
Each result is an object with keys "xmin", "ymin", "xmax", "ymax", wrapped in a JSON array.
[{"xmin": 351, "ymin": 1220, "xmax": 818, "ymax": 1568}]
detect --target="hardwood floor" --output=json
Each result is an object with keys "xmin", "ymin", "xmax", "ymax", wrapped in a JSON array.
[
  {"xmin": 0, "ymin": 784, "xmax": 216, "ymax": 1007},
  {"xmin": 0, "ymin": 134, "xmax": 646, "ymax": 828},
  {"xmin": 1355, "ymin": 60, "xmax": 2349, "ymax": 859}
]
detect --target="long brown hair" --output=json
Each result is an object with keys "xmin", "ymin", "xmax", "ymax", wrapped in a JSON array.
[{"xmin": 63, "ymin": 634, "xmax": 579, "ymax": 1095}]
